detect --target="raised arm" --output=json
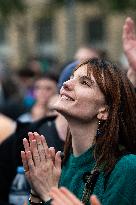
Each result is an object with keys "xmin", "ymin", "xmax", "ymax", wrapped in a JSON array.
[
  {"xmin": 122, "ymin": 17, "xmax": 136, "ymax": 72},
  {"xmin": 122, "ymin": 17, "xmax": 136, "ymax": 87}
]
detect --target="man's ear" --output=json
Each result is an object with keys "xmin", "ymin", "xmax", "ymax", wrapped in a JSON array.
[{"xmin": 97, "ymin": 105, "xmax": 109, "ymax": 121}]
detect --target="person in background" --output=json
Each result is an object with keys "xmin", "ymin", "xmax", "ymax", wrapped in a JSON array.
[
  {"xmin": 58, "ymin": 61, "xmax": 79, "ymax": 91},
  {"xmin": 58, "ymin": 46, "xmax": 102, "ymax": 91},
  {"xmin": 0, "ymin": 72, "xmax": 68, "ymax": 205},
  {"xmin": 74, "ymin": 46, "xmax": 99, "ymax": 61},
  {"xmin": 25, "ymin": 56, "xmax": 43, "ymax": 77},
  {"xmin": 22, "ymin": 58, "xmax": 136, "ymax": 205},
  {"xmin": 18, "ymin": 73, "xmax": 58, "ymax": 122},
  {"xmin": 0, "ymin": 113, "xmax": 16, "ymax": 144},
  {"xmin": 0, "ymin": 64, "xmax": 26, "ymax": 120},
  {"xmin": 17, "ymin": 68, "xmax": 36, "ymax": 109}
]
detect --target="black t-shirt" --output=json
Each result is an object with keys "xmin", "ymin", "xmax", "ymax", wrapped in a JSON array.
[
  {"xmin": 0, "ymin": 115, "xmax": 64, "ymax": 204},
  {"xmin": 38, "ymin": 120, "xmax": 64, "ymax": 152}
]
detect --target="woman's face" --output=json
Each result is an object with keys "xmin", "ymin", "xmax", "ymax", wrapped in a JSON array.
[
  {"xmin": 33, "ymin": 78, "xmax": 57, "ymax": 105},
  {"xmin": 54, "ymin": 65, "xmax": 106, "ymax": 122}
]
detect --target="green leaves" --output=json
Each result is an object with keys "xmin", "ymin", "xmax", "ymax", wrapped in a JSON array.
[
  {"xmin": 0, "ymin": 0, "xmax": 26, "ymax": 19},
  {"xmin": 103, "ymin": 0, "xmax": 136, "ymax": 11},
  {"xmin": 54, "ymin": 0, "xmax": 136, "ymax": 12},
  {"xmin": 1, "ymin": 0, "xmax": 136, "ymax": 20}
]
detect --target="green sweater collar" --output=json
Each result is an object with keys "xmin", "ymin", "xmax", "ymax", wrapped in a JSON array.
[{"xmin": 69, "ymin": 146, "xmax": 95, "ymax": 167}]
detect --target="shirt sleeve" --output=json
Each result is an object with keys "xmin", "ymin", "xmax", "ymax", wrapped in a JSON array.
[{"xmin": 102, "ymin": 155, "xmax": 136, "ymax": 205}]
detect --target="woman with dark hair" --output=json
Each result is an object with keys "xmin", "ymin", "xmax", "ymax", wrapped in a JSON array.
[
  {"xmin": 22, "ymin": 58, "xmax": 136, "ymax": 205},
  {"xmin": 0, "ymin": 66, "xmax": 26, "ymax": 120}
]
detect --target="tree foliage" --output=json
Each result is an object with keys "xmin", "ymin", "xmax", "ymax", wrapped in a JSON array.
[
  {"xmin": 100, "ymin": 0, "xmax": 136, "ymax": 11},
  {"xmin": 1, "ymin": 0, "xmax": 136, "ymax": 19},
  {"xmin": 0, "ymin": 0, "xmax": 26, "ymax": 19},
  {"xmin": 55, "ymin": 0, "xmax": 136, "ymax": 11}
]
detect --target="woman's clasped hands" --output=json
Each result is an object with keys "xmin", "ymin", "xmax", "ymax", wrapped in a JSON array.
[{"xmin": 21, "ymin": 132, "xmax": 62, "ymax": 202}]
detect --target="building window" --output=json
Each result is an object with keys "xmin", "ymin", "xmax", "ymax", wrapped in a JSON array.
[
  {"xmin": 0, "ymin": 23, "xmax": 6, "ymax": 44},
  {"xmin": 36, "ymin": 18, "xmax": 53, "ymax": 44},
  {"xmin": 86, "ymin": 17, "xmax": 105, "ymax": 45}
]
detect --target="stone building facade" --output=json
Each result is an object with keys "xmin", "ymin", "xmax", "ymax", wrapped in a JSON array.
[{"xmin": 0, "ymin": 0, "xmax": 133, "ymax": 68}]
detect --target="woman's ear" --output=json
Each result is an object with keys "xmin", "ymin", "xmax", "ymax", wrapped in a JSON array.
[{"xmin": 97, "ymin": 105, "xmax": 109, "ymax": 121}]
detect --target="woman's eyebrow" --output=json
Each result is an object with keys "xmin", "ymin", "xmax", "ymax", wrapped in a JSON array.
[
  {"xmin": 71, "ymin": 74, "xmax": 94, "ymax": 83},
  {"xmin": 80, "ymin": 76, "xmax": 94, "ymax": 82}
]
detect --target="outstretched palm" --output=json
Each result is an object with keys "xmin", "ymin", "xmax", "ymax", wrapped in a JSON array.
[{"xmin": 123, "ymin": 17, "xmax": 136, "ymax": 71}]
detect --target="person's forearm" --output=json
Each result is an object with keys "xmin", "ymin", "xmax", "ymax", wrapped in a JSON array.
[
  {"xmin": 127, "ymin": 67, "xmax": 136, "ymax": 87},
  {"xmin": 125, "ymin": 51, "xmax": 136, "ymax": 72}
]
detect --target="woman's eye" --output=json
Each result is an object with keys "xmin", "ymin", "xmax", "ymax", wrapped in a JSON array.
[{"xmin": 81, "ymin": 80, "xmax": 90, "ymax": 86}]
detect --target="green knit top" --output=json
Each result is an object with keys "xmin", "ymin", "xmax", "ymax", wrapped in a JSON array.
[{"xmin": 59, "ymin": 147, "xmax": 136, "ymax": 205}]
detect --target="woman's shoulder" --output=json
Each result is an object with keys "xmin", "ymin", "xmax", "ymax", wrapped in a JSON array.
[
  {"xmin": 117, "ymin": 154, "xmax": 136, "ymax": 168},
  {"xmin": 105, "ymin": 154, "xmax": 136, "ymax": 190},
  {"xmin": 103, "ymin": 154, "xmax": 136, "ymax": 204},
  {"xmin": 112, "ymin": 154, "xmax": 136, "ymax": 177}
]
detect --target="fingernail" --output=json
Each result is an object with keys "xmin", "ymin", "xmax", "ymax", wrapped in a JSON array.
[
  {"xmin": 41, "ymin": 135, "xmax": 45, "ymax": 139},
  {"xmin": 60, "ymin": 152, "xmax": 64, "ymax": 159}
]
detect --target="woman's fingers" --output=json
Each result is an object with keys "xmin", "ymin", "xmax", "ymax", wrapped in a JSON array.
[
  {"xmin": 123, "ymin": 18, "xmax": 131, "ymax": 40},
  {"xmin": 28, "ymin": 132, "xmax": 35, "ymax": 141},
  {"xmin": 51, "ymin": 188, "xmax": 101, "ymax": 205},
  {"xmin": 55, "ymin": 151, "xmax": 62, "ymax": 170},
  {"xmin": 23, "ymin": 134, "xmax": 41, "ymax": 166},
  {"xmin": 126, "ymin": 17, "xmax": 135, "ymax": 39},
  {"xmin": 26, "ymin": 151, "xmax": 35, "ymax": 172},
  {"xmin": 49, "ymin": 147, "xmax": 55, "ymax": 163},
  {"xmin": 123, "ymin": 17, "xmax": 135, "ymax": 41},
  {"xmin": 34, "ymin": 132, "xmax": 47, "ymax": 161},
  {"xmin": 41, "ymin": 134, "xmax": 52, "ymax": 160},
  {"xmin": 25, "ymin": 132, "xmax": 56, "ymax": 167},
  {"xmin": 28, "ymin": 132, "xmax": 35, "ymax": 150},
  {"xmin": 31, "ymin": 139, "xmax": 41, "ymax": 166},
  {"xmin": 51, "ymin": 193, "xmax": 66, "ymax": 205},
  {"xmin": 50, "ymin": 187, "xmax": 75, "ymax": 205},
  {"xmin": 23, "ymin": 138, "xmax": 30, "ymax": 152},
  {"xmin": 90, "ymin": 195, "xmax": 101, "ymax": 205},
  {"xmin": 21, "ymin": 151, "xmax": 29, "ymax": 172},
  {"xmin": 60, "ymin": 187, "xmax": 82, "ymax": 205}
]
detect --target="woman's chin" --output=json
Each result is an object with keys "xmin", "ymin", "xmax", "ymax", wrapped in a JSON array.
[
  {"xmin": 52, "ymin": 101, "xmax": 68, "ymax": 115},
  {"xmin": 53, "ymin": 102, "xmax": 64, "ymax": 112},
  {"xmin": 52, "ymin": 101, "xmax": 62, "ymax": 112}
]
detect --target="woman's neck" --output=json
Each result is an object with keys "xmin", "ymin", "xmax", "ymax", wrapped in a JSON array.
[
  {"xmin": 55, "ymin": 113, "xmax": 68, "ymax": 141},
  {"xmin": 68, "ymin": 119, "xmax": 98, "ymax": 157}
]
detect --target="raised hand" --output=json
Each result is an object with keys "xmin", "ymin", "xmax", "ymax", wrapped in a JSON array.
[
  {"xmin": 21, "ymin": 132, "xmax": 62, "ymax": 202},
  {"xmin": 50, "ymin": 187, "xmax": 101, "ymax": 205},
  {"xmin": 90, "ymin": 195, "xmax": 101, "ymax": 205},
  {"xmin": 122, "ymin": 17, "xmax": 136, "ymax": 71}
]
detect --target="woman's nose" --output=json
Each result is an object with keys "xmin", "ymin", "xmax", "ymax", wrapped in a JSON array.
[{"xmin": 63, "ymin": 79, "xmax": 74, "ymax": 91}]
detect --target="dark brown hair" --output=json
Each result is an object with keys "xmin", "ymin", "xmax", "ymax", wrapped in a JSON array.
[{"xmin": 63, "ymin": 58, "xmax": 136, "ymax": 174}]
